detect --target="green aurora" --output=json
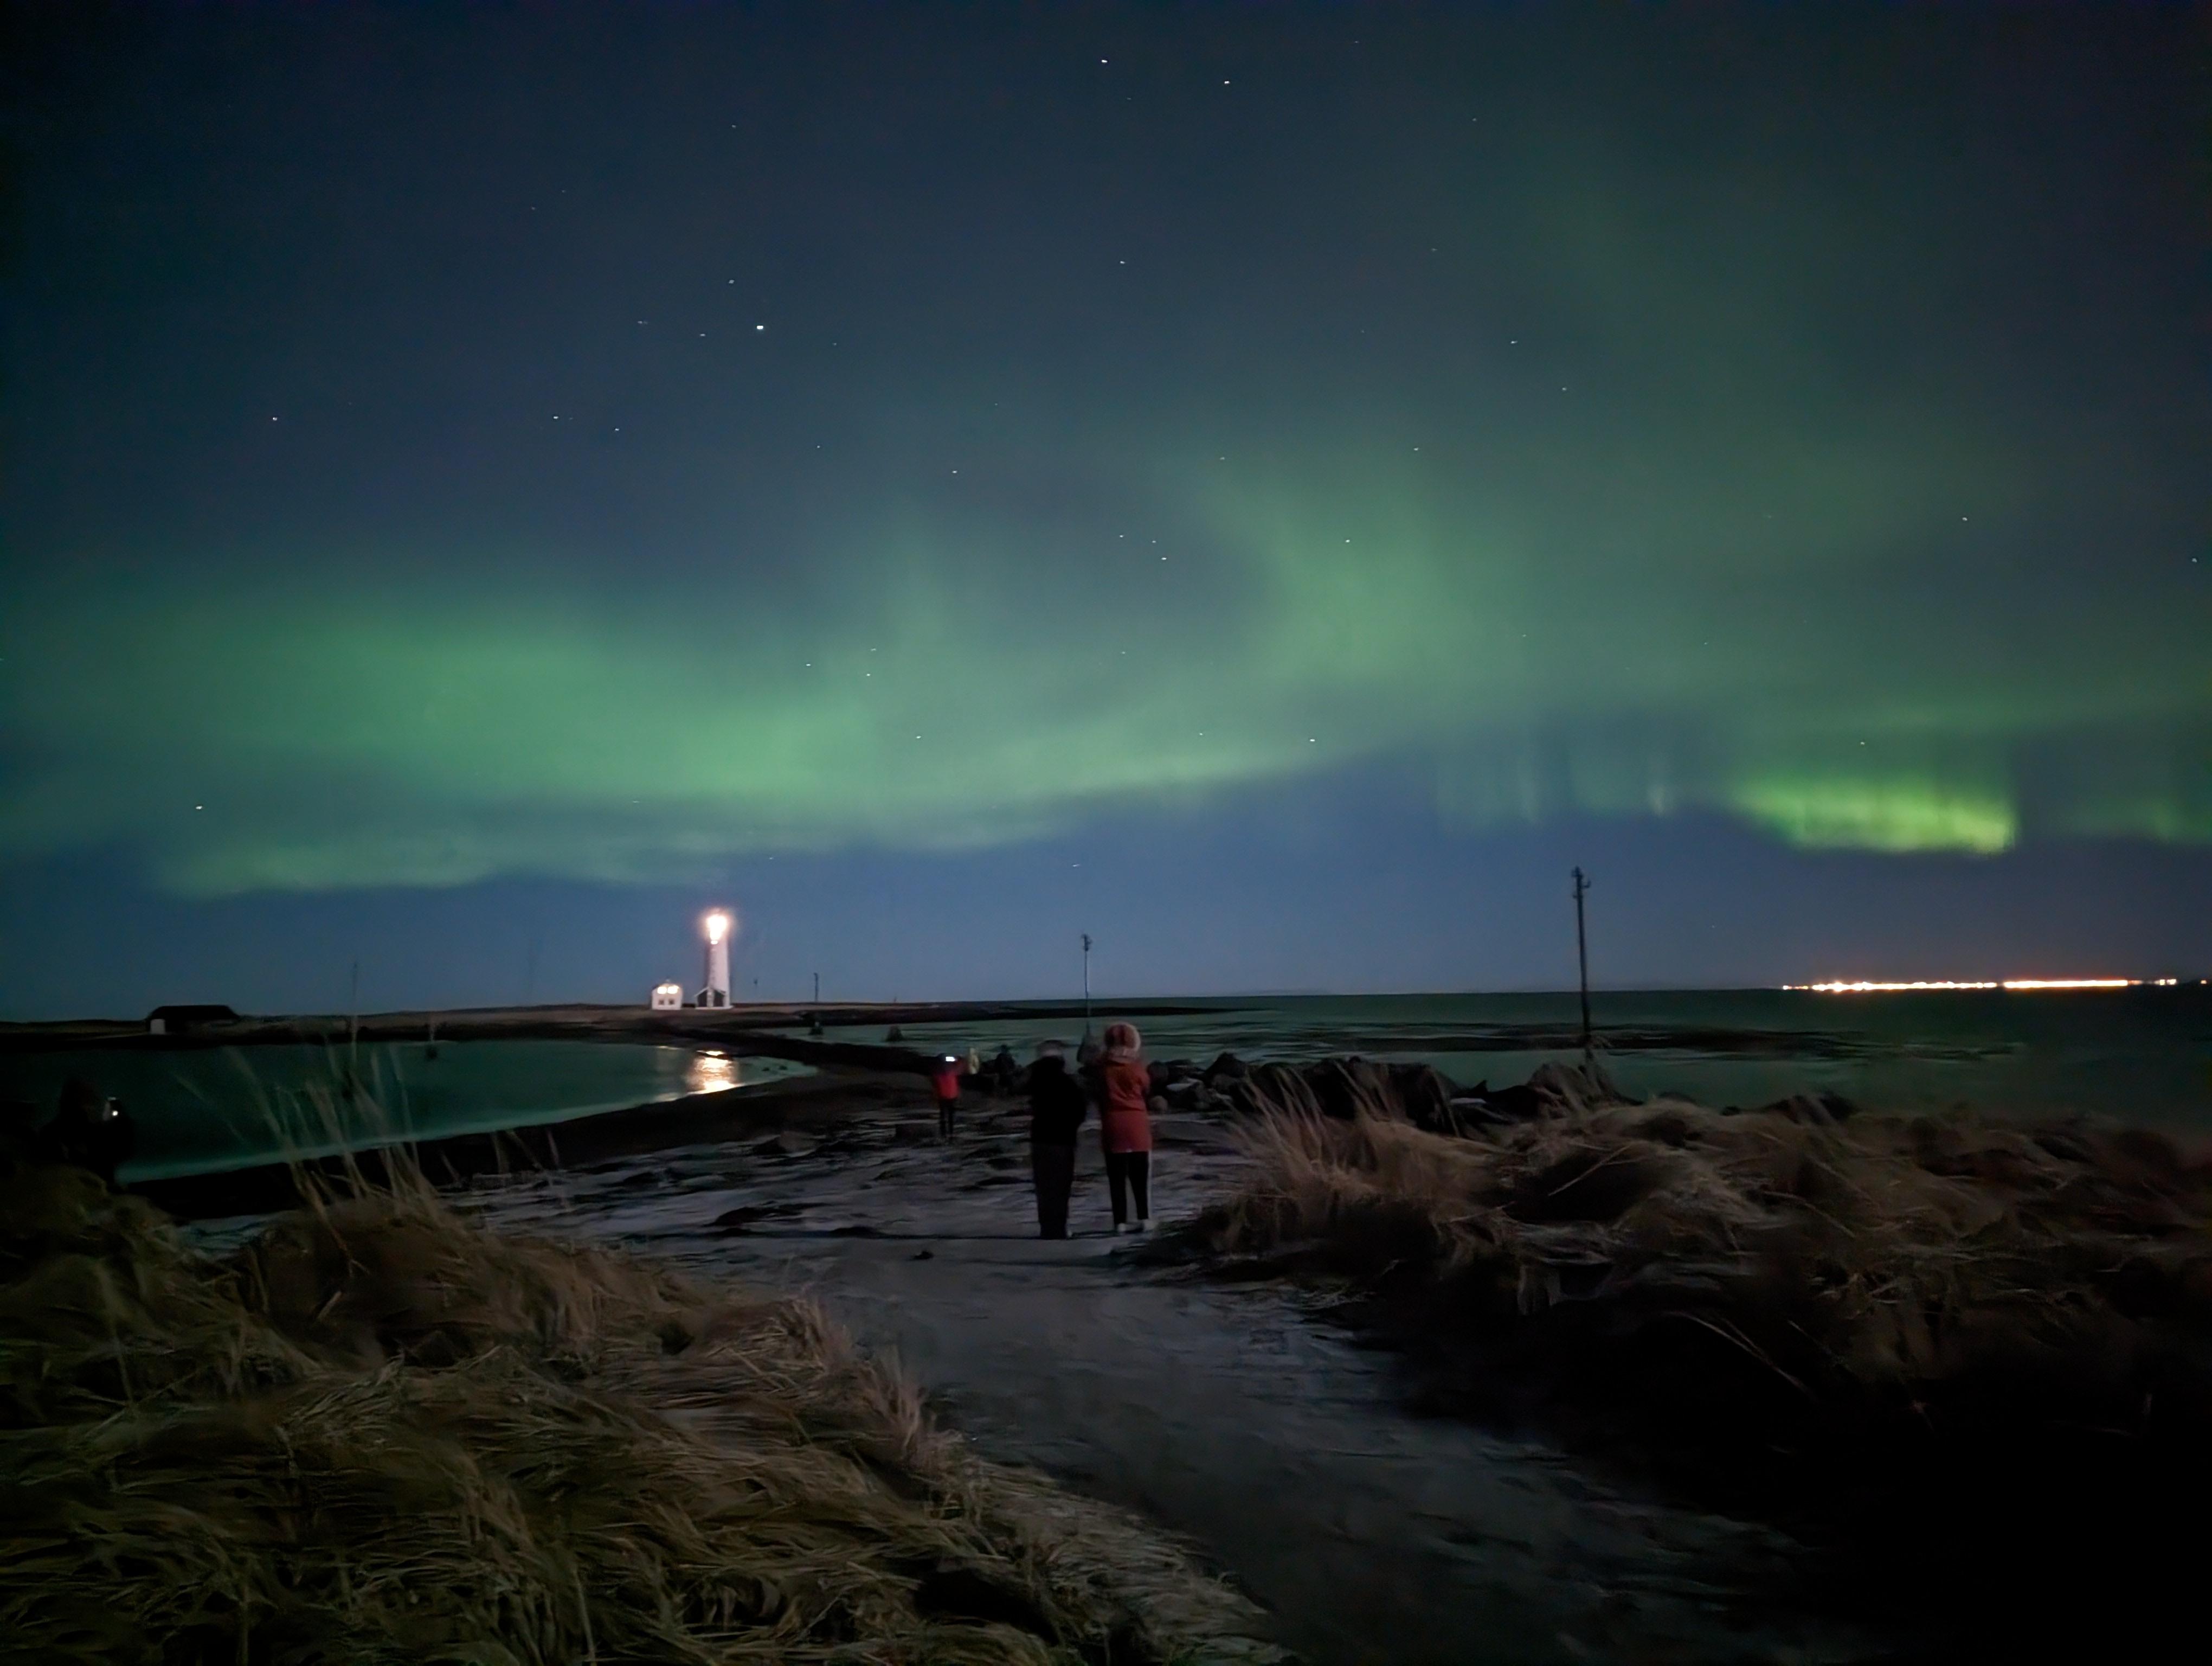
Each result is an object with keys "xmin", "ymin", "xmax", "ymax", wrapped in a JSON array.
[
  {"xmin": 7, "ymin": 435, "xmax": 2205, "ymax": 893},
  {"xmin": 2, "ymin": 7, "xmax": 2206, "ymax": 907}
]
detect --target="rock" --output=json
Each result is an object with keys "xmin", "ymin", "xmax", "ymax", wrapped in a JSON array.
[
  {"xmin": 911, "ymin": 1248, "xmax": 935, "ymax": 1261},
  {"xmin": 711, "ymin": 1202, "xmax": 799, "ymax": 1233},
  {"xmin": 1200, "ymin": 1051, "xmax": 1249, "ymax": 1086},
  {"xmin": 1384, "ymin": 1063, "xmax": 1460, "ymax": 1132},
  {"xmin": 1222, "ymin": 1060, "xmax": 1307, "ymax": 1116},
  {"xmin": 750, "ymin": 1130, "xmax": 816, "ymax": 1159},
  {"xmin": 828, "ymin": 1223, "xmax": 881, "ymax": 1238},
  {"xmin": 1474, "ymin": 1080, "xmax": 1546, "ymax": 1122},
  {"xmin": 1301, "ymin": 1056, "xmax": 1394, "ymax": 1120}
]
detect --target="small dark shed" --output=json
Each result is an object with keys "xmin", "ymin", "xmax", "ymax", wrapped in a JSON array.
[{"xmin": 146, "ymin": 1003, "xmax": 240, "ymax": 1035}]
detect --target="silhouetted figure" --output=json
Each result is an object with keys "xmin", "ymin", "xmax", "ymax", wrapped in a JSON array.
[
  {"xmin": 38, "ymin": 1078, "xmax": 137, "ymax": 1186},
  {"xmin": 1026, "ymin": 1041, "xmax": 1088, "ymax": 1239},
  {"xmin": 986, "ymin": 1045, "xmax": 1021, "ymax": 1096},
  {"xmin": 1096, "ymin": 1022, "xmax": 1154, "ymax": 1233}
]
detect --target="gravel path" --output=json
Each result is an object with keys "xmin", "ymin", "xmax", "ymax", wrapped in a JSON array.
[{"xmin": 462, "ymin": 1096, "xmax": 1883, "ymax": 1666}]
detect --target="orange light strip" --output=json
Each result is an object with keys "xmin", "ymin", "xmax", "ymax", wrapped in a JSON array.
[{"xmin": 1783, "ymin": 977, "xmax": 2149, "ymax": 994}]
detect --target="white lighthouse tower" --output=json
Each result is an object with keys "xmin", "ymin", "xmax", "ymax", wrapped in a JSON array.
[{"xmin": 700, "ymin": 910, "xmax": 732, "ymax": 1009}]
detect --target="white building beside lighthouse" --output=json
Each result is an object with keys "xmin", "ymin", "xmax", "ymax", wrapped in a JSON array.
[{"xmin": 699, "ymin": 910, "xmax": 732, "ymax": 1008}]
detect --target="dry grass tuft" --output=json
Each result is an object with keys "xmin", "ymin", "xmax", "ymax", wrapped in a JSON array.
[
  {"xmin": 1185, "ymin": 1066, "xmax": 2212, "ymax": 1623},
  {"xmin": 0, "ymin": 1152, "xmax": 1276, "ymax": 1665}
]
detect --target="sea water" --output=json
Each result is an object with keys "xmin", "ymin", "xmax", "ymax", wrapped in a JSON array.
[
  {"xmin": 839, "ymin": 985, "xmax": 2212, "ymax": 1130},
  {"xmin": 0, "ymin": 1039, "xmax": 808, "ymax": 1181}
]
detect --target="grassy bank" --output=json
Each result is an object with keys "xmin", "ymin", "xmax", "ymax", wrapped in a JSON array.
[
  {"xmin": 1, "ymin": 1155, "xmax": 1276, "ymax": 1664},
  {"xmin": 1182, "ymin": 1065, "xmax": 2212, "ymax": 1644}
]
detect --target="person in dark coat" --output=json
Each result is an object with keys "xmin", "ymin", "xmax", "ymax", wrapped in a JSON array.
[{"xmin": 1026, "ymin": 1041, "xmax": 1088, "ymax": 1239}]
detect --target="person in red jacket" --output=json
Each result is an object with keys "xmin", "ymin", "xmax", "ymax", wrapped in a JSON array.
[
  {"xmin": 1095, "ymin": 1021, "xmax": 1154, "ymax": 1233},
  {"xmin": 932, "ymin": 1054, "xmax": 962, "ymax": 1138}
]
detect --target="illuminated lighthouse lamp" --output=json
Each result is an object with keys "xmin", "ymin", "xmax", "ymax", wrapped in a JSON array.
[{"xmin": 698, "ymin": 909, "xmax": 734, "ymax": 1009}]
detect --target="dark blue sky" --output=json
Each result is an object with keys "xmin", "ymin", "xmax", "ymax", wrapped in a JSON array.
[{"xmin": 3, "ymin": 3, "xmax": 2207, "ymax": 1017}]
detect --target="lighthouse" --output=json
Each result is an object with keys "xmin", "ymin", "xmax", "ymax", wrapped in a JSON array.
[{"xmin": 700, "ymin": 910, "xmax": 732, "ymax": 1008}]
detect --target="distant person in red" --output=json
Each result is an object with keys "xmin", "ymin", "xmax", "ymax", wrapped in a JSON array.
[
  {"xmin": 932, "ymin": 1054, "xmax": 962, "ymax": 1138},
  {"xmin": 1095, "ymin": 1021, "xmax": 1154, "ymax": 1233},
  {"xmin": 1025, "ymin": 1040, "xmax": 1088, "ymax": 1239}
]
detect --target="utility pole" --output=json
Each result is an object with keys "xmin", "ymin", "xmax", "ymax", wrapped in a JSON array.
[
  {"xmin": 1571, "ymin": 867, "xmax": 1593, "ymax": 1071},
  {"xmin": 812, "ymin": 971, "xmax": 820, "ymax": 1005},
  {"xmin": 1081, "ymin": 933, "xmax": 1093, "ymax": 1042}
]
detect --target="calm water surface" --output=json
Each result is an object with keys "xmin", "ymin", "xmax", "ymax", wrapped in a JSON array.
[
  {"xmin": 839, "ymin": 986, "xmax": 2212, "ymax": 1130},
  {"xmin": 11, "ymin": 987, "xmax": 2207, "ymax": 1181},
  {"xmin": 0, "ymin": 1040, "xmax": 808, "ymax": 1180}
]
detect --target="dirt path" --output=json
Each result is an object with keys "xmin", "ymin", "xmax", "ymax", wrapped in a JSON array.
[{"xmin": 463, "ymin": 1097, "xmax": 1882, "ymax": 1665}]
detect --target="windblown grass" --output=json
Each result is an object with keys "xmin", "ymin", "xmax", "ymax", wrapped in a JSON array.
[
  {"xmin": 1186, "ymin": 1063, "xmax": 2212, "ymax": 1636},
  {"xmin": 0, "ymin": 1152, "xmax": 1275, "ymax": 1664}
]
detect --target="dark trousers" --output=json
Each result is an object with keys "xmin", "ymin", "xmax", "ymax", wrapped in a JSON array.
[
  {"xmin": 1104, "ymin": 1149, "xmax": 1150, "ymax": 1225},
  {"xmin": 937, "ymin": 1096, "xmax": 957, "ymax": 1137},
  {"xmin": 1032, "ymin": 1141, "xmax": 1077, "ymax": 1239}
]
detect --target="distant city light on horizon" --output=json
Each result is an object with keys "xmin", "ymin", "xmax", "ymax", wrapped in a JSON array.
[{"xmin": 1784, "ymin": 977, "xmax": 2171, "ymax": 994}]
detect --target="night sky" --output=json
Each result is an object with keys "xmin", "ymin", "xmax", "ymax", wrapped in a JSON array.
[{"xmin": 3, "ymin": 4, "xmax": 2208, "ymax": 1017}]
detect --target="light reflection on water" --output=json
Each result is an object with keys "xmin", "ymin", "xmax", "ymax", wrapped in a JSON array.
[
  {"xmin": 0, "ymin": 1040, "xmax": 812, "ymax": 1181},
  {"xmin": 687, "ymin": 1050, "xmax": 740, "ymax": 1095}
]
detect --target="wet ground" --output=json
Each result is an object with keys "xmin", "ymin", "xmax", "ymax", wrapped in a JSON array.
[{"xmin": 428, "ymin": 1091, "xmax": 1886, "ymax": 1666}]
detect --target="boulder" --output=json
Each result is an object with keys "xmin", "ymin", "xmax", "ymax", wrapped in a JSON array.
[{"xmin": 1200, "ymin": 1052, "xmax": 1249, "ymax": 1086}]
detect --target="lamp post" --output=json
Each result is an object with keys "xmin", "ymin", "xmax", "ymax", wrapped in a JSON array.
[{"xmin": 1571, "ymin": 868, "xmax": 1593, "ymax": 1070}]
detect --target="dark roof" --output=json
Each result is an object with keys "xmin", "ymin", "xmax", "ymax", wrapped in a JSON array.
[{"xmin": 146, "ymin": 1004, "xmax": 240, "ymax": 1023}]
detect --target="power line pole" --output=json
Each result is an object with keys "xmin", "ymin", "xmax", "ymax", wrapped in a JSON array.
[
  {"xmin": 1571, "ymin": 867, "xmax": 1593, "ymax": 1071},
  {"xmin": 1081, "ymin": 933, "xmax": 1093, "ymax": 1041}
]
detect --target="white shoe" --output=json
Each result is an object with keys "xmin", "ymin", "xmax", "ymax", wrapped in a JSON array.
[
  {"xmin": 1111, "ymin": 1222, "xmax": 1128, "ymax": 1235},
  {"xmin": 1133, "ymin": 1219, "xmax": 1152, "ymax": 1234}
]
